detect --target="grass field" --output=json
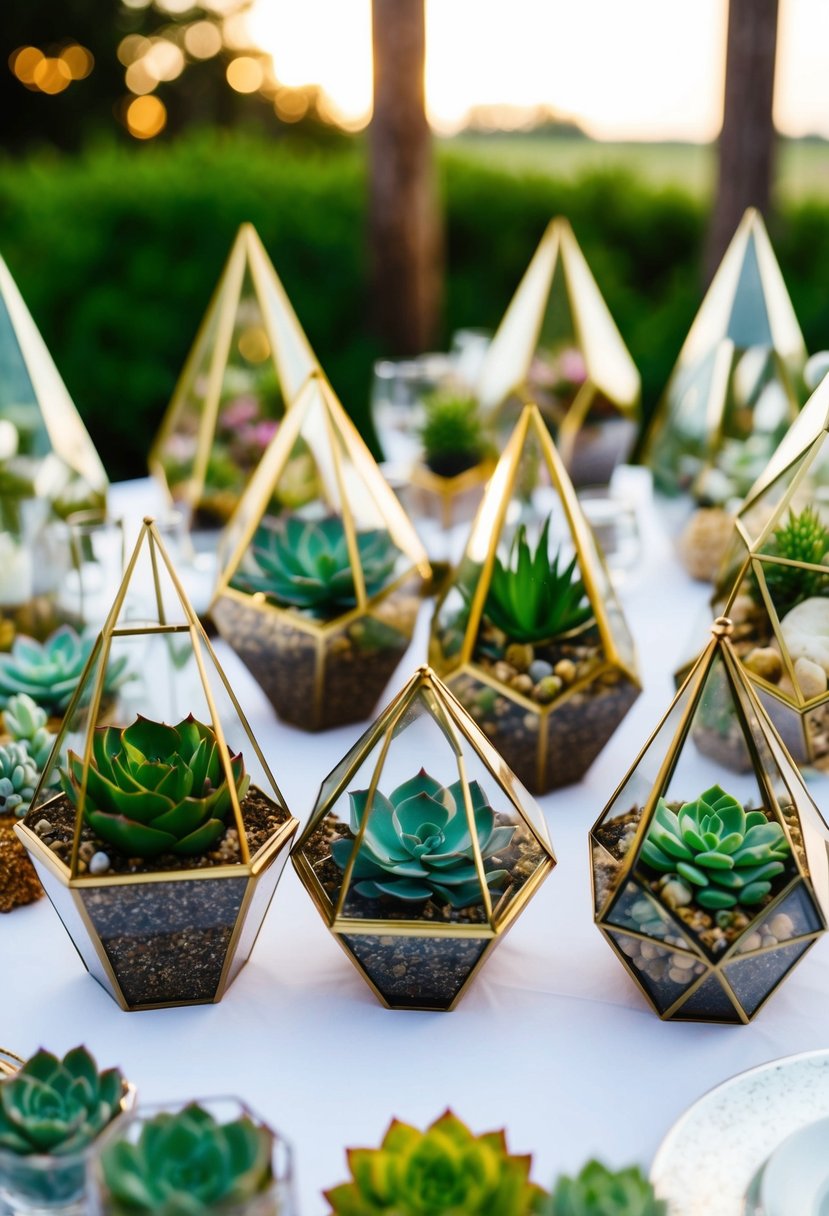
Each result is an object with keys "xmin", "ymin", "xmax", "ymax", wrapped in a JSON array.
[{"xmin": 443, "ymin": 135, "xmax": 829, "ymax": 199}]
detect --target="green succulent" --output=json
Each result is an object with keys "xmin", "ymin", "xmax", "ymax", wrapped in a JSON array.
[
  {"xmin": 0, "ymin": 1046, "xmax": 125, "ymax": 1156},
  {"xmin": 100, "ymin": 1103, "xmax": 273, "ymax": 1215},
  {"xmin": 0, "ymin": 625, "xmax": 130, "ymax": 716},
  {"xmin": 750, "ymin": 505, "xmax": 829, "ymax": 613},
  {"xmin": 61, "ymin": 715, "xmax": 249, "ymax": 859},
  {"xmin": 0, "ymin": 742, "xmax": 38, "ymax": 817},
  {"xmin": 540, "ymin": 1160, "xmax": 666, "ymax": 1216},
  {"xmin": 331, "ymin": 768, "xmax": 514, "ymax": 909},
  {"xmin": 4, "ymin": 693, "xmax": 56, "ymax": 772},
  {"xmin": 325, "ymin": 1110, "xmax": 546, "ymax": 1216},
  {"xmin": 640, "ymin": 785, "xmax": 791, "ymax": 911},
  {"xmin": 482, "ymin": 516, "xmax": 593, "ymax": 644},
  {"xmin": 420, "ymin": 390, "xmax": 488, "ymax": 477},
  {"xmin": 231, "ymin": 515, "xmax": 399, "ymax": 617}
]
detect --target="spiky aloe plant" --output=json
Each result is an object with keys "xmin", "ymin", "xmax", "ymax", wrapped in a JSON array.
[
  {"xmin": 61, "ymin": 715, "xmax": 249, "ymax": 859},
  {"xmin": 420, "ymin": 390, "xmax": 489, "ymax": 478},
  {"xmin": 640, "ymin": 785, "xmax": 791, "ymax": 911},
  {"xmin": 325, "ymin": 1110, "xmax": 546, "ymax": 1216},
  {"xmin": 230, "ymin": 515, "xmax": 399, "ymax": 618},
  {"xmin": 540, "ymin": 1160, "xmax": 666, "ymax": 1216},
  {"xmin": 482, "ymin": 516, "xmax": 592, "ymax": 644},
  {"xmin": 0, "ymin": 626, "xmax": 129, "ymax": 716},
  {"xmin": 99, "ymin": 1103, "xmax": 274, "ymax": 1215},
  {"xmin": 750, "ymin": 505, "xmax": 829, "ymax": 613},
  {"xmin": 331, "ymin": 768, "xmax": 515, "ymax": 909}
]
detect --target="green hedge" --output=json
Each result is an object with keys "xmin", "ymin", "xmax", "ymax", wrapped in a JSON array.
[{"xmin": 0, "ymin": 132, "xmax": 825, "ymax": 481}]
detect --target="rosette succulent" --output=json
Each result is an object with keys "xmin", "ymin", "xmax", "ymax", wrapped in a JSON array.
[
  {"xmin": 640, "ymin": 785, "xmax": 791, "ymax": 910},
  {"xmin": 231, "ymin": 514, "xmax": 399, "ymax": 617},
  {"xmin": 99, "ymin": 1103, "xmax": 274, "ymax": 1215},
  {"xmin": 325, "ymin": 1110, "xmax": 546, "ymax": 1216},
  {"xmin": 61, "ymin": 715, "xmax": 249, "ymax": 859},
  {"xmin": 541, "ymin": 1160, "xmax": 666, "ymax": 1216},
  {"xmin": 482, "ymin": 516, "xmax": 592, "ymax": 644},
  {"xmin": 0, "ymin": 626, "xmax": 129, "ymax": 716},
  {"xmin": 4, "ymin": 693, "xmax": 56, "ymax": 772},
  {"xmin": 0, "ymin": 742, "xmax": 38, "ymax": 816},
  {"xmin": 0, "ymin": 1046, "xmax": 125, "ymax": 1156},
  {"xmin": 331, "ymin": 768, "xmax": 515, "ymax": 909}
]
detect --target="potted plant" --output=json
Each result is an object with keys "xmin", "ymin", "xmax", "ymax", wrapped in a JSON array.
[
  {"xmin": 591, "ymin": 618, "xmax": 828, "ymax": 1022},
  {"xmin": 0, "ymin": 626, "xmax": 130, "ymax": 727},
  {"xmin": 407, "ymin": 389, "xmax": 494, "ymax": 533},
  {"xmin": 90, "ymin": 1098, "xmax": 294, "ymax": 1216},
  {"xmin": 540, "ymin": 1160, "xmax": 666, "ymax": 1215},
  {"xmin": 291, "ymin": 664, "xmax": 555, "ymax": 1011},
  {"xmin": 15, "ymin": 520, "xmax": 299, "ymax": 1010},
  {"xmin": 431, "ymin": 404, "xmax": 640, "ymax": 793},
  {"xmin": 212, "ymin": 374, "xmax": 430, "ymax": 732},
  {"xmin": 0, "ymin": 1045, "xmax": 134, "ymax": 1215}
]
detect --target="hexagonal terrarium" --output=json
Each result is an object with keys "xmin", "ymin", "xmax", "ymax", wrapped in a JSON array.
[
  {"xmin": 15, "ymin": 520, "xmax": 298, "ymax": 1010},
  {"xmin": 591, "ymin": 617, "xmax": 828, "ymax": 1023},
  {"xmin": 212, "ymin": 373, "xmax": 431, "ymax": 731},
  {"xmin": 475, "ymin": 217, "xmax": 641, "ymax": 487},
  {"xmin": 149, "ymin": 222, "xmax": 320, "ymax": 530},
  {"xmin": 430, "ymin": 403, "xmax": 640, "ymax": 793},
  {"xmin": 711, "ymin": 370, "xmax": 829, "ymax": 770},
  {"xmin": 641, "ymin": 208, "xmax": 807, "ymax": 510},
  {"xmin": 291, "ymin": 665, "xmax": 555, "ymax": 1010}
]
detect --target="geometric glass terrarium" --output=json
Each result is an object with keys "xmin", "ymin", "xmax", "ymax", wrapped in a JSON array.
[
  {"xmin": 212, "ymin": 373, "xmax": 431, "ymax": 731},
  {"xmin": 430, "ymin": 403, "xmax": 640, "ymax": 793},
  {"xmin": 713, "ymin": 369, "xmax": 829, "ymax": 769},
  {"xmin": 642, "ymin": 208, "xmax": 807, "ymax": 509},
  {"xmin": 149, "ymin": 223, "xmax": 319, "ymax": 529},
  {"xmin": 14, "ymin": 519, "xmax": 298, "ymax": 1011},
  {"xmin": 291, "ymin": 665, "xmax": 555, "ymax": 1010},
  {"xmin": 476, "ymin": 217, "xmax": 641, "ymax": 487},
  {"xmin": 592, "ymin": 617, "xmax": 828, "ymax": 1023}
]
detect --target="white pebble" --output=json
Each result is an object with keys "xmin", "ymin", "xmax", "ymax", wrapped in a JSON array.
[{"xmin": 89, "ymin": 852, "xmax": 111, "ymax": 876}]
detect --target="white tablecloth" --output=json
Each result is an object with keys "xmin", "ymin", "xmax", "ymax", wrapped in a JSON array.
[{"xmin": 5, "ymin": 479, "xmax": 829, "ymax": 1214}]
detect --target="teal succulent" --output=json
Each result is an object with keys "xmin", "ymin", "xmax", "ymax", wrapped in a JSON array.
[
  {"xmin": 231, "ymin": 515, "xmax": 399, "ymax": 617},
  {"xmin": 331, "ymin": 768, "xmax": 515, "ymax": 909},
  {"xmin": 0, "ymin": 1046, "xmax": 125, "ymax": 1156},
  {"xmin": 4, "ymin": 693, "xmax": 56, "ymax": 772},
  {"xmin": 100, "ymin": 1103, "xmax": 273, "ymax": 1215},
  {"xmin": 0, "ymin": 626, "xmax": 129, "ymax": 716},
  {"xmin": 0, "ymin": 742, "xmax": 38, "ymax": 817},
  {"xmin": 62, "ymin": 715, "xmax": 249, "ymax": 859},
  {"xmin": 482, "ymin": 517, "xmax": 592, "ymax": 644},
  {"xmin": 540, "ymin": 1160, "xmax": 666, "ymax": 1216},
  {"xmin": 640, "ymin": 785, "xmax": 791, "ymax": 911}
]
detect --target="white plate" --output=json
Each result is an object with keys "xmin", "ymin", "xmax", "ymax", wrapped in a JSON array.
[{"xmin": 651, "ymin": 1050, "xmax": 829, "ymax": 1215}]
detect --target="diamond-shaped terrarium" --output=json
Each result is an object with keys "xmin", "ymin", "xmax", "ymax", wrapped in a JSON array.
[
  {"xmin": 430, "ymin": 403, "xmax": 640, "ymax": 793},
  {"xmin": 149, "ymin": 223, "xmax": 320, "ymax": 530},
  {"xmin": 592, "ymin": 617, "xmax": 828, "ymax": 1023},
  {"xmin": 291, "ymin": 665, "xmax": 555, "ymax": 1010},
  {"xmin": 211, "ymin": 373, "xmax": 430, "ymax": 731},
  {"xmin": 476, "ymin": 217, "xmax": 641, "ymax": 487},
  {"xmin": 14, "ymin": 519, "xmax": 298, "ymax": 1010},
  {"xmin": 642, "ymin": 209, "xmax": 807, "ymax": 510}
]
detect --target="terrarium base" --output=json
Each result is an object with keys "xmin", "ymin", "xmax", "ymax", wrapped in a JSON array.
[{"xmin": 0, "ymin": 815, "xmax": 41, "ymax": 912}]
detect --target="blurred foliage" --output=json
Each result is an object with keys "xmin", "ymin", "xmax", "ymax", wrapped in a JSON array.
[{"xmin": 0, "ymin": 132, "xmax": 825, "ymax": 481}]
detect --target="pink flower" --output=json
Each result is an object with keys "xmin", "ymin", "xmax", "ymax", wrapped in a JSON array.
[
  {"xmin": 219, "ymin": 396, "xmax": 259, "ymax": 430},
  {"xmin": 558, "ymin": 348, "xmax": 587, "ymax": 385}
]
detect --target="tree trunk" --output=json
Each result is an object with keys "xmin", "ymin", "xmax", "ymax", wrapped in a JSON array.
[
  {"xmin": 707, "ymin": 0, "xmax": 779, "ymax": 277},
  {"xmin": 369, "ymin": 0, "xmax": 442, "ymax": 353}
]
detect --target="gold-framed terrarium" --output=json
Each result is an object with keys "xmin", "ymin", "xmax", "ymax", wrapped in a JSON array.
[
  {"xmin": 475, "ymin": 217, "xmax": 641, "ymax": 487},
  {"xmin": 591, "ymin": 617, "xmax": 828, "ymax": 1023},
  {"xmin": 641, "ymin": 208, "xmax": 807, "ymax": 509},
  {"xmin": 291, "ymin": 665, "xmax": 555, "ymax": 1011},
  {"xmin": 149, "ymin": 222, "xmax": 320, "ymax": 530},
  {"xmin": 710, "ymin": 370, "xmax": 829, "ymax": 770},
  {"xmin": 430, "ymin": 403, "xmax": 640, "ymax": 793},
  {"xmin": 14, "ymin": 519, "xmax": 298, "ymax": 1011},
  {"xmin": 211, "ymin": 373, "xmax": 431, "ymax": 731}
]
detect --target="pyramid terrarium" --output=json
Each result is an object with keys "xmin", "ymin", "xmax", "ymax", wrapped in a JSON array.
[
  {"xmin": 291, "ymin": 665, "xmax": 555, "ymax": 1010},
  {"xmin": 15, "ymin": 519, "xmax": 298, "ymax": 1011},
  {"xmin": 430, "ymin": 403, "xmax": 640, "ymax": 793},
  {"xmin": 149, "ymin": 223, "xmax": 320, "ymax": 529},
  {"xmin": 711, "ymin": 370, "xmax": 829, "ymax": 769},
  {"xmin": 642, "ymin": 209, "xmax": 807, "ymax": 509},
  {"xmin": 212, "ymin": 373, "xmax": 431, "ymax": 731},
  {"xmin": 591, "ymin": 617, "xmax": 828, "ymax": 1023},
  {"xmin": 475, "ymin": 217, "xmax": 641, "ymax": 486}
]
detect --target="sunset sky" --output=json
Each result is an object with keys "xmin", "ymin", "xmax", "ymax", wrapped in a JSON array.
[{"xmin": 246, "ymin": 0, "xmax": 829, "ymax": 139}]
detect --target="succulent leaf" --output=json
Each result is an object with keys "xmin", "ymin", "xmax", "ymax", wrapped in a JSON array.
[
  {"xmin": 750, "ymin": 505, "xmax": 829, "ymax": 613},
  {"xmin": 0, "ymin": 741, "xmax": 39, "ymax": 817},
  {"xmin": 540, "ymin": 1159, "xmax": 666, "ymax": 1216},
  {"xmin": 420, "ymin": 390, "xmax": 489, "ymax": 478},
  {"xmin": 0, "ymin": 626, "xmax": 129, "ymax": 716}
]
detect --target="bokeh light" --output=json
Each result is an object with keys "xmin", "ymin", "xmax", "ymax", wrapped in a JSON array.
[
  {"xmin": 9, "ymin": 47, "xmax": 44, "ymax": 86},
  {"xmin": 59, "ymin": 44, "xmax": 94, "ymax": 80},
  {"xmin": 226, "ymin": 56, "xmax": 264, "ymax": 93},
  {"xmin": 118, "ymin": 35, "xmax": 151, "ymax": 66},
  {"xmin": 33, "ymin": 57, "xmax": 72, "ymax": 95},
  {"xmin": 237, "ymin": 327, "xmax": 271, "ymax": 362},
  {"xmin": 183, "ymin": 21, "xmax": 223, "ymax": 60},
  {"xmin": 144, "ymin": 39, "xmax": 185, "ymax": 82},
  {"xmin": 125, "ymin": 94, "xmax": 167, "ymax": 139}
]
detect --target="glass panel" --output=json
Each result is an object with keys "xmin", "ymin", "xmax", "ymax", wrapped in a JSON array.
[
  {"xmin": 606, "ymin": 929, "xmax": 705, "ymax": 1014},
  {"xmin": 27, "ymin": 857, "xmax": 114, "ymax": 995},
  {"xmin": 671, "ymin": 973, "xmax": 741, "ymax": 1022},
  {"xmin": 732, "ymin": 882, "xmax": 823, "ymax": 955},
  {"xmin": 340, "ymin": 932, "xmax": 490, "ymax": 1011},
  {"xmin": 604, "ymin": 880, "xmax": 700, "ymax": 955},
  {"xmin": 225, "ymin": 846, "xmax": 292, "ymax": 987},
  {"xmin": 723, "ymin": 938, "xmax": 814, "ymax": 1018}
]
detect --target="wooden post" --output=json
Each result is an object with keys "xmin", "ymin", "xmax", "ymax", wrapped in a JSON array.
[
  {"xmin": 369, "ymin": 0, "xmax": 442, "ymax": 353},
  {"xmin": 707, "ymin": 0, "xmax": 780, "ymax": 276}
]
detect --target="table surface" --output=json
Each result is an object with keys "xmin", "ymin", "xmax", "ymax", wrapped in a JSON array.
[{"xmin": 6, "ymin": 477, "xmax": 829, "ymax": 1216}]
